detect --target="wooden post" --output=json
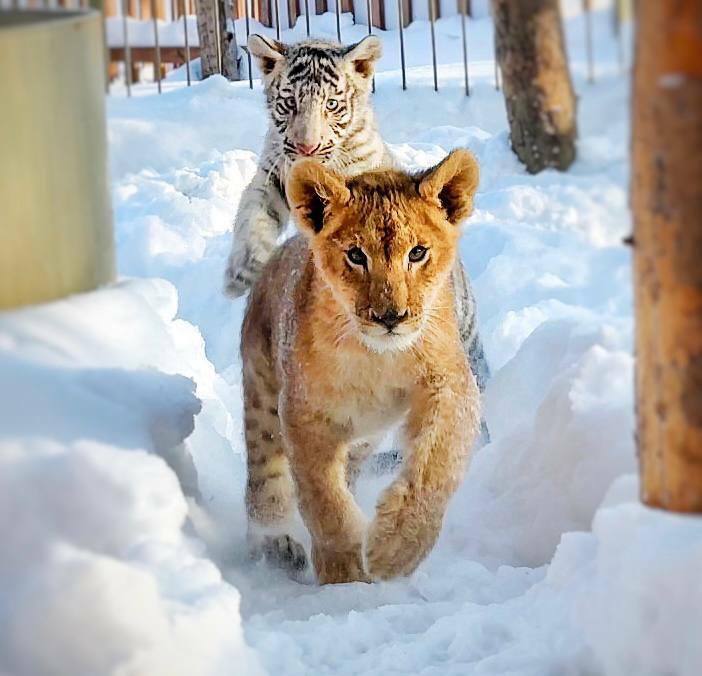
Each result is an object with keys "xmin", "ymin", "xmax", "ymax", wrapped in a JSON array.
[
  {"xmin": 196, "ymin": 0, "xmax": 240, "ymax": 78},
  {"xmin": 491, "ymin": 0, "xmax": 577, "ymax": 173},
  {"xmin": 633, "ymin": 0, "xmax": 702, "ymax": 512}
]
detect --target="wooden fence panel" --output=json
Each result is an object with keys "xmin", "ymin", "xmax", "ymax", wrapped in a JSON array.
[
  {"xmin": 402, "ymin": 0, "xmax": 411, "ymax": 26},
  {"xmin": 371, "ymin": 0, "xmax": 385, "ymax": 29},
  {"xmin": 287, "ymin": 0, "xmax": 299, "ymax": 28},
  {"xmin": 231, "ymin": 0, "xmax": 246, "ymax": 18}
]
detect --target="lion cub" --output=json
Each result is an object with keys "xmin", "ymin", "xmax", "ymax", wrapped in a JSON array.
[{"xmin": 241, "ymin": 149, "xmax": 481, "ymax": 584}]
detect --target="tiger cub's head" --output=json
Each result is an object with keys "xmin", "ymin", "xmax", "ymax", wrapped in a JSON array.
[{"xmin": 248, "ymin": 34, "xmax": 382, "ymax": 162}]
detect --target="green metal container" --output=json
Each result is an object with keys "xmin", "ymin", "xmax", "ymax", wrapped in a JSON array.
[{"xmin": 0, "ymin": 10, "xmax": 115, "ymax": 310}]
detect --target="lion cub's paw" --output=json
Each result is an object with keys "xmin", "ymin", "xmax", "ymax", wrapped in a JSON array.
[
  {"xmin": 262, "ymin": 534, "xmax": 308, "ymax": 577},
  {"xmin": 313, "ymin": 544, "xmax": 369, "ymax": 585},
  {"xmin": 364, "ymin": 480, "xmax": 442, "ymax": 581}
]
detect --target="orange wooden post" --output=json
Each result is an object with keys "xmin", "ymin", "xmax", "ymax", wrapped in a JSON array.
[{"xmin": 633, "ymin": 0, "xmax": 702, "ymax": 512}]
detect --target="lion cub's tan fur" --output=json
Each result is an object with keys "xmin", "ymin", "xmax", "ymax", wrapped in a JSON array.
[{"xmin": 241, "ymin": 149, "xmax": 481, "ymax": 583}]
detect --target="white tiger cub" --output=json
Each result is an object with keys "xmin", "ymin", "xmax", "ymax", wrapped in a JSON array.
[
  {"xmin": 223, "ymin": 34, "xmax": 490, "ymax": 394},
  {"xmin": 224, "ymin": 34, "xmax": 390, "ymax": 297}
]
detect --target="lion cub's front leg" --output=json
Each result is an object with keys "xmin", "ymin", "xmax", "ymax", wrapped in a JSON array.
[
  {"xmin": 282, "ymin": 405, "xmax": 369, "ymax": 584},
  {"xmin": 365, "ymin": 369, "xmax": 480, "ymax": 580}
]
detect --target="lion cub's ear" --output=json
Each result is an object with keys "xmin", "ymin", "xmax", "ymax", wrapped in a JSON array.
[
  {"xmin": 418, "ymin": 149, "xmax": 480, "ymax": 225},
  {"xmin": 287, "ymin": 160, "xmax": 351, "ymax": 236}
]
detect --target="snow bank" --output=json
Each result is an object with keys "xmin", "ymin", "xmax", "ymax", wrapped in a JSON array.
[
  {"xmin": 579, "ymin": 487, "xmax": 702, "ymax": 675},
  {"xmin": 0, "ymin": 281, "xmax": 262, "ymax": 676}
]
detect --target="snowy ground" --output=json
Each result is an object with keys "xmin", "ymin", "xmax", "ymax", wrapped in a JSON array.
[{"xmin": 2, "ymin": 6, "xmax": 702, "ymax": 676}]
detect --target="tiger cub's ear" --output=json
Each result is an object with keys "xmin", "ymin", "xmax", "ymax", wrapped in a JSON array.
[
  {"xmin": 248, "ymin": 34, "xmax": 286, "ymax": 76},
  {"xmin": 287, "ymin": 160, "xmax": 350, "ymax": 236},
  {"xmin": 344, "ymin": 35, "xmax": 382, "ymax": 80}
]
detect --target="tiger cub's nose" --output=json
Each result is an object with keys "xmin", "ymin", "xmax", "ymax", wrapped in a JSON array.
[
  {"xmin": 371, "ymin": 310, "xmax": 408, "ymax": 331},
  {"xmin": 295, "ymin": 143, "xmax": 319, "ymax": 156}
]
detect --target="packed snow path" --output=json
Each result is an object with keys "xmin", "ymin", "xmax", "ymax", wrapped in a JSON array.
[{"xmin": 2, "ymin": 7, "xmax": 701, "ymax": 676}]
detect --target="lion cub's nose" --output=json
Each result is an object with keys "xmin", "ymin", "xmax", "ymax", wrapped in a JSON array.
[{"xmin": 371, "ymin": 309, "xmax": 408, "ymax": 331}]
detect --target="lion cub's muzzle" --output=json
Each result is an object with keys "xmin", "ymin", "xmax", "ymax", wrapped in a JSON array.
[{"xmin": 370, "ymin": 309, "xmax": 409, "ymax": 332}]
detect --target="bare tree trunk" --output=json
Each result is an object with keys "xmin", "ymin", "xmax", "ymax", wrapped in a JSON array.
[
  {"xmin": 195, "ymin": 0, "xmax": 240, "ymax": 80},
  {"xmin": 491, "ymin": 0, "xmax": 577, "ymax": 173},
  {"xmin": 633, "ymin": 1, "xmax": 702, "ymax": 512}
]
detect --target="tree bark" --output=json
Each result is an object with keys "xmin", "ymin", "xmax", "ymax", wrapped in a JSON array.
[
  {"xmin": 195, "ymin": 0, "xmax": 240, "ymax": 80},
  {"xmin": 633, "ymin": 1, "xmax": 702, "ymax": 512},
  {"xmin": 491, "ymin": 0, "xmax": 577, "ymax": 173}
]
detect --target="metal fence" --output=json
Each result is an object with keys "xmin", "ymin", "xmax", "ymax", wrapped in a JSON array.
[{"xmin": 1, "ymin": 0, "xmax": 632, "ymax": 97}]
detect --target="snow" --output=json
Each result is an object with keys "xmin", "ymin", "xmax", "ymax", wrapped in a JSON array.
[
  {"xmin": 0, "ymin": 280, "xmax": 263, "ymax": 676},
  {"xmin": 2, "ymin": 4, "xmax": 701, "ymax": 676}
]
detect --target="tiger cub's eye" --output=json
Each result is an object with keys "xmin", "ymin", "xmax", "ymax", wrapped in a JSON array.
[
  {"xmin": 346, "ymin": 247, "xmax": 367, "ymax": 267},
  {"xmin": 408, "ymin": 245, "xmax": 428, "ymax": 263},
  {"xmin": 326, "ymin": 98, "xmax": 339, "ymax": 112}
]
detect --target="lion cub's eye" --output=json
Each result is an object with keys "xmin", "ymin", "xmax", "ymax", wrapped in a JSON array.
[
  {"xmin": 326, "ymin": 98, "xmax": 339, "ymax": 112},
  {"xmin": 408, "ymin": 245, "xmax": 428, "ymax": 263},
  {"xmin": 346, "ymin": 247, "xmax": 367, "ymax": 267}
]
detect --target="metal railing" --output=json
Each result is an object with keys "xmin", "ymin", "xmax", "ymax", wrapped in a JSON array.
[{"xmin": 0, "ymin": 0, "xmax": 631, "ymax": 97}]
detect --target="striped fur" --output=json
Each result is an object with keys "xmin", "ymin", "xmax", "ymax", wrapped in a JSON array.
[{"xmin": 222, "ymin": 35, "xmax": 490, "ymax": 396}]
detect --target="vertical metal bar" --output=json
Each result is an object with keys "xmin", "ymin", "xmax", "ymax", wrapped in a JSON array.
[
  {"xmin": 366, "ymin": 0, "xmax": 374, "ymax": 93},
  {"xmin": 493, "ymin": 57, "xmax": 499, "ymax": 90},
  {"xmin": 397, "ymin": 0, "xmax": 406, "ymax": 90},
  {"xmin": 428, "ymin": 0, "xmax": 437, "ymax": 91},
  {"xmin": 304, "ymin": 0, "xmax": 310, "ymax": 36},
  {"xmin": 244, "ymin": 0, "xmax": 253, "ymax": 88},
  {"xmin": 182, "ymin": 0, "xmax": 191, "ymax": 85},
  {"xmin": 122, "ymin": 0, "xmax": 132, "ymax": 96},
  {"xmin": 335, "ymin": 0, "xmax": 341, "ymax": 41},
  {"xmin": 460, "ymin": 0, "xmax": 469, "ymax": 96},
  {"xmin": 584, "ymin": 0, "xmax": 594, "ymax": 83},
  {"xmin": 213, "ymin": 0, "xmax": 222, "ymax": 73},
  {"xmin": 151, "ymin": 0, "xmax": 162, "ymax": 93},
  {"xmin": 274, "ymin": 0, "xmax": 280, "ymax": 40}
]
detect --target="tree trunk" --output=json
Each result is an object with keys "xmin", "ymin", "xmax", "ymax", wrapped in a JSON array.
[
  {"xmin": 633, "ymin": 0, "xmax": 702, "ymax": 512},
  {"xmin": 491, "ymin": 0, "xmax": 577, "ymax": 173},
  {"xmin": 195, "ymin": 0, "xmax": 240, "ymax": 80}
]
